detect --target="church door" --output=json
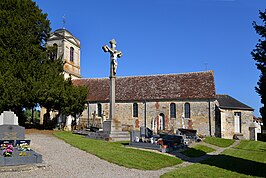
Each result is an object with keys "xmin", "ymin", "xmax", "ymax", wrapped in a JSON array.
[
  {"xmin": 234, "ymin": 112, "xmax": 241, "ymax": 133},
  {"xmin": 159, "ymin": 113, "xmax": 165, "ymax": 130}
]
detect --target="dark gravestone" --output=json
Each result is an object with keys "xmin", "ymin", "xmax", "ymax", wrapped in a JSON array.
[
  {"xmin": 140, "ymin": 126, "xmax": 153, "ymax": 138},
  {"xmin": 140, "ymin": 127, "xmax": 146, "ymax": 137},
  {"xmin": 0, "ymin": 140, "xmax": 14, "ymax": 146},
  {"xmin": 130, "ymin": 130, "xmax": 140, "ymax": 142},
  {"xmin": 15, "ymin": 140, "xmax": 31, "ymax": 146}
]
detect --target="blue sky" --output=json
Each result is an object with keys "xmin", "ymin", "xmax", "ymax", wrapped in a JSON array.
[{"xmin": 34, "ymin": 0, "xmax": 265, "ymax": 117}]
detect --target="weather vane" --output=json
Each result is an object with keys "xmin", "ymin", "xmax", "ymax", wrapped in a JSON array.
[{"xmin": 62, "ymin": 14, "xmax": 66, "ymax": 29}]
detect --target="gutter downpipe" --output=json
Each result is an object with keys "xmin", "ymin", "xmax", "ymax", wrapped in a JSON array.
[
  {"xmin": 144, "ymin": 100, "xmax": 147, "ymax": 137},
  {"xmin": 208, "ymin": 99, "xmax": 212, "ymax": 136},
  {"xmin": 87, "ymin": 101, "xmax": 90, "ymax": 128}
]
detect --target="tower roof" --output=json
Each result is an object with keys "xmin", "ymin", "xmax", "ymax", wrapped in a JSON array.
[{"xmin": 48, "ymin": 28, "xmax": 80, "ymax": 47}]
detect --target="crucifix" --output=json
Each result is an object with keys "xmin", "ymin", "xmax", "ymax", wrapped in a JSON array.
[{"xmin": 102, "ymin": 39, "xmax": 122, "ymax": 121}]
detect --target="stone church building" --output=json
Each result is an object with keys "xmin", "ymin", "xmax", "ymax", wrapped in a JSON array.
[{"xmin": 42, "ymin": 28, "xmax": 256, "ymax": 140}]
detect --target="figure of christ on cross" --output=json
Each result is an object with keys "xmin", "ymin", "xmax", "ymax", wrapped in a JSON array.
[
  {"xmin": 102, "ymin": 39, "xmax": 122, "ymax": 121},
  {"xmin": 102, "ymin": 39, "xmax": 122, "ymax": 77}
]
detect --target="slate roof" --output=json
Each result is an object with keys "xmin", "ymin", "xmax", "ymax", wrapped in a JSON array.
[
  {"xmin": 72, "ymin": 71, "xmax": 216, "ymax": 102},
  {"xmin": 216, "ymin": 94, "xmax": 254, "ymax": 111}
]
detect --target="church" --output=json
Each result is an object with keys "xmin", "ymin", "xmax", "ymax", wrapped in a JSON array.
[{"xmin": 42, "ymin": 28, "xmax": 257, "ymax": 140}]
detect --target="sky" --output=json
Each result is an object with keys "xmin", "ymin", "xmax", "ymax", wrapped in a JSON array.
[{"xmin": 34, "ymin": 0, "xmax": 265, "ymax": 117}]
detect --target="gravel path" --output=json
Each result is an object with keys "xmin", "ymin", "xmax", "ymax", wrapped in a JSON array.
[
  {"xmin": 0, "ymin": 133, "xmax": 171, "ymax": 178},
  {"xmin": 0, "ymin": 134, "xmax": 240, "ymax": 178}
]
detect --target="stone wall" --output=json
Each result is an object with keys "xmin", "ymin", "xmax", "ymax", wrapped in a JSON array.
[
  {"xmin": 85, "ymin": 99, "xmax": 216, "ymax": 136},
  {"xmin": 220, "ymin": 109, "xmax": 253, "ymax": 139}
]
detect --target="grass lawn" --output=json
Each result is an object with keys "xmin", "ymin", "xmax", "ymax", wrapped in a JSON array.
[
  {"xmin": 54, "ymin": 131, "xmax": 182, "ymax": 170},
  {"xmin": 180, "ymin": 144, "xmax": 215, "ymax": 157},
  {"xmin": 204, "ymin": 136, "xmax": 235, "ymax": 147},
  {"xmin": 161, "ymin": 164, "xmax": 255, "ymax": 178},
  {"xmin": 234, "ymin": 140, "xmax": 266, "ymax": 153},
  {"xmin": 161, "ymin": 140, "xmax": 266, "ymax": 178}
]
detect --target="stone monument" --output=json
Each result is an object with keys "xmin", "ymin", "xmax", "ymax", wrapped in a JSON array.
[
  {"xmin": 0, "ymin": 111, "xmax": 25, "ymax": 140},
  {"xmin": 100, "ymin": 39, "xmax": 129, "ymax": 141},
  {"xmin": 102, "ymin": 39, "xmax": 122, "ymax": 122},
  {"xmin": 0, "ymin": 111, "xmax": 42, "ymax": 166}
]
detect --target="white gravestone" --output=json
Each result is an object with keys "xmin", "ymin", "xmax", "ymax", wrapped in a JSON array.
[{"xmin": 0, "ymin": 111, "xmax": 19, "ymax": 125}]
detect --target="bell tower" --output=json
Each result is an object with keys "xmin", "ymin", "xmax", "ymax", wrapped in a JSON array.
[{"xmin": 47, "ymin": 29, "xmax": 81, "ymax": 79}]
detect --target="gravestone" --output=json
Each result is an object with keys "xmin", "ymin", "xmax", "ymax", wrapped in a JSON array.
[
  {"xmin": 0, "ymin": 111, "xmax": 42, "ymax": 166},
  {"xmin": 140, "ymin": 126, "xmax": 153, "ymax": 138},
  {"xmin": 0, "ymin": 111, "xmax": 25, "ymax": 140}
]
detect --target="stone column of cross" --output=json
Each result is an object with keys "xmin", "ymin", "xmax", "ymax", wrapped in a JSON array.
[{"xmin": 102, "ymin": 39, "xmax": 122, "ymax": 121}]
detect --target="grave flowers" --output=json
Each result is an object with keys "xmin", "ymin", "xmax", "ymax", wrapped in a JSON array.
[
  {"xmin": 18, "ymin": 143, "xmax": 31, "ymax": 151},
  {"xmin": 2, "ymin": 144, "xmax": 13, "ymax": 157},
  {"xmin": 18, "ymin": 142, "xmax": 31, "ymax": 156}
]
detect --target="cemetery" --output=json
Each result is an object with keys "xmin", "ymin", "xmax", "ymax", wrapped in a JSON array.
[
  {"xmin": 129, "ymin": 126, "xmax": 198, "ymax": 153},
  {"xmin": 0, "ymin": 111, "xmax": 42, "ymax": 166},
  {"xmin": 72, "ymin": 40, "xmax": 201, "ymax": 151}
]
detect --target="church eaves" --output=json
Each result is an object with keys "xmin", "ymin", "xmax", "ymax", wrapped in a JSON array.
[
  {"xmin": 72, "ymin": 71, "xmax": 216, "ymax": 102},
  {"xmin": 216, "ymin": 94, "xmax": 254, "ymax": 111}
]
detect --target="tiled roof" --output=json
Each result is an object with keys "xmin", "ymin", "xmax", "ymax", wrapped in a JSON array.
[
  {"xmin": 72, "ymin": 71, "xmax": 216, "ymax": 102},
  {"xmin": 216, "ymin": 94, "xmax": 253, "ymax": 111}
]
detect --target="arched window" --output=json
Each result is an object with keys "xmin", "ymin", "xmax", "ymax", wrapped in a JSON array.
[
  {"xmin": 133, "ymin": 103, "xmax": 138, "ymax": 117},
  {"xmin": 184, "ymin": 103, "xmax": 190, "ymax": 118},
  {"xmin": 170, "ymin": 103, "xmax": 176, "ymax": 118},
  {"xmin": 70, "ymin": 47, "xmax": 74, "ymax": 62},
  {"xmin": 97, "ymin": 103, "xmax": 102, "ymax": 117}
]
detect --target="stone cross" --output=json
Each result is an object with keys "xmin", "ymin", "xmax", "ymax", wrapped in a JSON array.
[{"xmin": 102, "ymin": 39, "xmax": 122, "ymax": 121}]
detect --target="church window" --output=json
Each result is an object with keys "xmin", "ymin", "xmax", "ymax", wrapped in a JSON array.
[
  {"xmin": 133, "ymin": 103, "xmax": 138, "ymax": 117},
  {"xmin": 70, "ymin": 47, "xmax": 74, "ymax": 62},
  {"xmin": 170, "ymin": 103, "xmax": 176, "ymax": 118},
  {"xmin": 97, "ymin": 103, "xmax": 102, "ymax": 117},
  {"xmin": 184, "ymin": 103, "xmax": 190, "ymax": 118}
]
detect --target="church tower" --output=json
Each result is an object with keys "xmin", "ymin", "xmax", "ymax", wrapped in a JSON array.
[{"xmin": 47, "ymin": 29, "xmax": 81, "ymax": 79}]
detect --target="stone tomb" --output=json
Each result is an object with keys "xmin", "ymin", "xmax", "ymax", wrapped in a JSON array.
[
  {"xmin": 0, "ymin": 111, "xmax": 25, "ymax": 140},
  {"xmin": 0, "ymin": 111, "xmax": 42, "ymax": 166}
]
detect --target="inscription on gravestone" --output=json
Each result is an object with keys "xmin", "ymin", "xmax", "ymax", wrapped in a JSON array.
[{"xmin": 0, "ymin": 111, "xmax": 25, "ymax": 140}]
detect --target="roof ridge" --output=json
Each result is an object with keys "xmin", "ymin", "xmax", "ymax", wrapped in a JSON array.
[
  {"xmin": 118, "ymin": 70, "xmax": 214, "ymax": 78},
  {"xmin": 80, "ymin": 70, "xmax": 213, "ymax": 80}
]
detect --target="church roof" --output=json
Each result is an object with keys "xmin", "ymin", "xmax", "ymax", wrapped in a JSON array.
[
  {"xmin": 216, "ymin": 94, "xmax": 254, "ymax": 111},
  {"xmin": 73, "ymin": 71, "xmax": 216, "ymax": 102}
]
